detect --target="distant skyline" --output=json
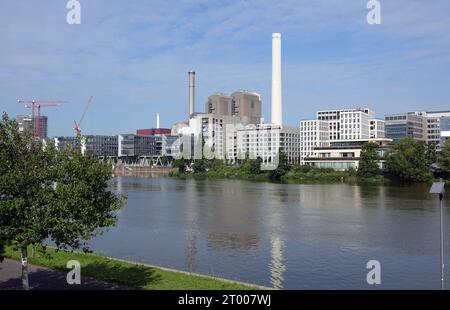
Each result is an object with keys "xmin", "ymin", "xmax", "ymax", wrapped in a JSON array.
[{"xmin": 1, "ymin": 0, "xmax": 450, "ymax": 137}]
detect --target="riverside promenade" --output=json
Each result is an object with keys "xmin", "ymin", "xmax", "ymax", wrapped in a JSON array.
[{"xmin": 0, "ymin": 259, "xmax": 127, "ymax": 290}]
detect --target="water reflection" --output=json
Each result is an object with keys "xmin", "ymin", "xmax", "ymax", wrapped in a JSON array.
[{"xmin": 94, "ymin": 177, "xmax": 450, "ymax": 289}]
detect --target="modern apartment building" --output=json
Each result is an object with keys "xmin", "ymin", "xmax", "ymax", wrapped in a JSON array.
[
  {"xmin": 188, "ymin": 113, "xmax": 237, "ymax": 160},
  {"xmin": 317, "ymin": 108, "xmax": 374, "ymax": 141},
  {"xmin": 300, "ymin": 120, "xmax": 329, "ymax": 165},
  {"xmin": 228, "ymin": 124, "xmax": 300, "ymax": 166}
]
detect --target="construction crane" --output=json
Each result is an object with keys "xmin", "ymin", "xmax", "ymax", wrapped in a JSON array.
[
  {"xmin": 18, "ymin": 99, "xmax": 65, "ymax": 138},
  {"xmin": 73, "ymin": 96, "xmax": 94, "ymax": 136}
]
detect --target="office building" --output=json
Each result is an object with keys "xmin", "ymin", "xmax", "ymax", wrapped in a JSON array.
[
  {"xmin": 419, "ymin": 111, "xmax": 450, "ymax": 148},
  {"xmin": 384, "ymin": 112, "xmax": 426, "ymax": 142},
  {"xmin": 54, "ymin": 135, "xmax": 118, "ymax": 157},
  {"xmin": 303, "ymin": 138, "xmax": 391, "ymax": 171},
  {"xmin": 440, "ymin": 117, "xmax": 450, "ymax": 145},
  {"xmin": 118, "ymin": 134, "xmax": 160, "ymax": 157}
]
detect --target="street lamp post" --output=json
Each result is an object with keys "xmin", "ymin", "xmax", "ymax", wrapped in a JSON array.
[{"xmin": 430, "ymin": 181, "xmax": 446, "ymax": 290}]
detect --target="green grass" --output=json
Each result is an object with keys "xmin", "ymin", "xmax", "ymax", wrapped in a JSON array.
[{"xmin": 5, "ymin": 247, "xmax": 260, "ymax": 290}]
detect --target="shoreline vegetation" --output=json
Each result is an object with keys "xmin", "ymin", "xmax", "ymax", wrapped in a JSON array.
[
  {"xmin": 5, "ymin": 247, "xmax": 261, "ymax": 290},
  {"xmin": 170, "ymin": 138, "xmax": 450, "ymax": 185},
  {"xmin": 170, "ymin": 163, "xmax": 385, "ymax": 184}
]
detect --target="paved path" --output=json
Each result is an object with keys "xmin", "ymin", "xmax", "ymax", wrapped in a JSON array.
[{"xmin": 0, "ymin": 258, "xmax": 129, "ymax": 290}]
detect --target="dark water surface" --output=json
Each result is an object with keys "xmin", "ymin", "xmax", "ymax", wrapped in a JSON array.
[{"xmin": 89, "ymin": 177, "xmax": 450, "ymax": 289}]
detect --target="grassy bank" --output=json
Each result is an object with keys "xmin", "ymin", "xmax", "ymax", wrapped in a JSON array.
[{"xmin": 5, "ymin": 247, "xmax": 260, "ymax": 290}]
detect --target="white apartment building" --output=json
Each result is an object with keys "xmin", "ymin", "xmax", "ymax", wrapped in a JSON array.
[
  {"xmin": 369, "ymin": 119, "xmax": 385, "ymax": 139},
  {"xmin": 317, "ymin": 108, "xmax": 374, "ymax": 141},
  {"xmin": 300, "ymin": 120, "xmax": 329, "ymax": 165},
  {"xmin": 227, "ymin": 124, "xmax": 300, "ymax": 167},
  {"xmin": 339, "ymin": 110, "xmax": 372, "ymax": 140},
  {"xmin": 188, "ymin": 113, "xmax": 232, "ymax": 160},
  {"xmin": 301, "ymin": 108, "xmax": 390, "ymax": 170}
]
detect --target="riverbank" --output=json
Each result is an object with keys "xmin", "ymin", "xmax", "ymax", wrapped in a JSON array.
[
  {"xmin": 170, "ymin": 165, "xmax": 386, "ymax": 185},
  {"xmin": 113, "ymin": 165, "xmax": 175, "ymax": 177},
  {"xmin": 4, "ymin": 247, "xmax": 262, "ymax": 290}
]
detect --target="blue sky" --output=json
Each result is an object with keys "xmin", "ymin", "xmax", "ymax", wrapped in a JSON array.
[{"xmin": 1, "ymin": 0, "xmax": 450, "ymax": 136}]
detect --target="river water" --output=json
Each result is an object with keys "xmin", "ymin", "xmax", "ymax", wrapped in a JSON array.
[{"xmin": 89, "ymin": 176, "xmax": 450, "ymax": 289}]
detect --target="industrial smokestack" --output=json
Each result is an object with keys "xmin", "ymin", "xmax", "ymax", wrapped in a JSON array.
[
  {"xmin": 271, "ymin": 33, "xmax": 282, "ymax": 126},
  {"xmin": 188, "ymin": 71, "xmax": 195, "ymax": 117},
  {"xmin": 156, "ymin": 113, "xmax": 160, "ymax": 129}
]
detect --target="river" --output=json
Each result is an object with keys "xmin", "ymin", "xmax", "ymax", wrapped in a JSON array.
[{"xmin": 89, "ymin": 176, "xmax": 450, "ymax": 289}]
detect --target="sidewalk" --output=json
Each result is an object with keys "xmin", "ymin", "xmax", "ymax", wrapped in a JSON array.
[{"xmin": 0, "ymin": 258, "xmax": 129, "ymax": 290}]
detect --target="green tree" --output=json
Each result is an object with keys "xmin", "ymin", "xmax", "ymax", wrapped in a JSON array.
[
  {"xmin": 249, "ymin": 157, "xmax": 263, "ymax": 175},
  {"xmin": 270, "ymin": 151, "xmax": 289, "ymax": 180},
  {"xmin": 0, "ymin": 113, "xmax": 125, "ymax": 289},
  {"xmin": 173, "ymin": 158, "xmax": 190, "ymax": 173},
  {"xmin": 438, "ymin": 140, "xmax": 450, "ymax": 174},
  {"xmin": 385, "ymin": 137, "xmax": 433, "ymax": 182},
  {"xmin": 192, "ymin": 158, "xmax": 207, "ymax": 174},
  {"xmin": 357, "ymin": 142, "xmax": 381, "ymax": 178}
]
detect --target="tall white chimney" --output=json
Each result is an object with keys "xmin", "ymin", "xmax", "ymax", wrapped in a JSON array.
[
  {"xmin": 188, "ymin": 71, "xmax": 195, "ymax": 117},
  {"xmin": 271, "ymin": 33, "xmax": 282, "ymax": 126},
  {"xmin": 156, "ymin": 113, "xmax": 160, "ymax": 129}
]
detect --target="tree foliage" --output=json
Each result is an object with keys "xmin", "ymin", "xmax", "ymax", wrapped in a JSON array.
[
  {"xmin": 438, "ymin": 140, "xmax": 450, "ymax": 174},
  {"xmin": 385, "ymin": 137, "xmax": 434, "ymax": 182},
  {"xmin": 357, "ymin": 142, "xmax": 381, "ymax": 178},
  {"xmin": 0, "ymin": 113, "xmax": 125, "ymax": 287},
  {"xmin": 270, "ymin": 151, "xmax": 289, "ymax": 180}
]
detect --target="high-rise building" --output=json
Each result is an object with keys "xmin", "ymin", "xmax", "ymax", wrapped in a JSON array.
[{"xmin": 16, "ymin": 115, "xmax": 48, "ymax": 138}]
